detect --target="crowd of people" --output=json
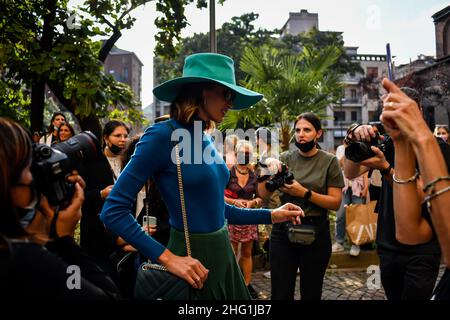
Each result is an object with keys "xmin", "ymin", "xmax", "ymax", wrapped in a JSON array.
[{"xmin": 1, "ymin": 52, "xmax": 449, "ymax": 301}]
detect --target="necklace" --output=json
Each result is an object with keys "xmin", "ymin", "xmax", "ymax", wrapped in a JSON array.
[{"xmin": 234, "ymin": 165, "xmax": 249, "ymax": 175}]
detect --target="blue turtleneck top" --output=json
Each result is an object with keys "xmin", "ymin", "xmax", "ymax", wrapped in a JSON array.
[{"xmin": 100, "ymin": 119, "xmax": 272, "ymax": 261}]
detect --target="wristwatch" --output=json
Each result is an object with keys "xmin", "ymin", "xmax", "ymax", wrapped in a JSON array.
[
  {"xmin": 380, "ymin": 164, "xmax": 392, "ymax": 176},
  {"xmin": 304, "ymin": 189, "xmax": 312, "ymax": 200}
]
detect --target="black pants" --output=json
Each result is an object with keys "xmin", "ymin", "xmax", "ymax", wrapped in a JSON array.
[
  {"xmin": 378, "ymin": 248, "xmax": 441, "ymax": 300},
  {"xmin": 270, "ymin": 219, "xmax": 331, "ymax": 300}
]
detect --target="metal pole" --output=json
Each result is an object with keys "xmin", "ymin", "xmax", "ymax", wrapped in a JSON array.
[{"xmin": 209, "ymin": 0, "xmax": 217, "ymax": 53}]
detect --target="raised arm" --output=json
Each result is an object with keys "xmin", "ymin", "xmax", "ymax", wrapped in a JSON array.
[{"xmin": 381, "ymin": 78, "xmax": 450, "ymax": 265}]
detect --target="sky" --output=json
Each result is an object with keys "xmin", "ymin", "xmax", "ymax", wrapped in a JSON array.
[{"xmin": 69, "ymin": 0, "xmax": 449, "ymax": 108}]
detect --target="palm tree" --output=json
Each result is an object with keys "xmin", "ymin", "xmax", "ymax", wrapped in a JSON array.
[{"xmin": 220, "ymin": 45, "xmax": 343, "ymax": 151}]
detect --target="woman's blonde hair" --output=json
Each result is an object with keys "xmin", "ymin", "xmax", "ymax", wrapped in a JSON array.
[
  {"xmin": 170, "ymin": 83, "xmax": 217, "ymax": 130},
  {"xmin": 224, "ymin": 134, "xmax": 238, "ymax": 153}
]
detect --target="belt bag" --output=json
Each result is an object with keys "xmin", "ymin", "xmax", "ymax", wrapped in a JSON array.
[{"xmin": 287, "ymin": 224, "xmax": 317, "ymax": 245}]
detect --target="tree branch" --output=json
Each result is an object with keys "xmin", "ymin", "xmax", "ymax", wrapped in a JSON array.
[{"xmin": 98, "ymin": 27, "xmax": 122, "ymax": 62}]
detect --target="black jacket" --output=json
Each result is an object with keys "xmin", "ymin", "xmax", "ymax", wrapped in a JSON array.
[
  {"xmin": 0, "ymin": 236, "xmax": 121, "ymax": 299},
  {"xmin": 80, "ymin": 154, "xmax": 118, "ymax": 274}
]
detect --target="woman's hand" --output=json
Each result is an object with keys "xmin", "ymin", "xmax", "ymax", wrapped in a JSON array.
[
  {"xmin": 279, "ymin": 180, "xmax": 305, "ymax": 197},
  {"xmin": 271, "ymin": 203, "xmax": 304, "ymax": 224},
  {"xmin": 380, "ymin": 78, "xmax": 430, "ymax": 146},
  {"xmin": 157, "ymin": 249, "xmax": 209, "ymax": 289},
  {"xmin": 349, "ymin": 124, "xmax": 378, "ymax": 142},
  {"xmin": 264, "ymin": 157, "xmax": 282, "ymax": 175},
  {"xmin": 37, "ymin": 171, "xmax": 85, "ymax": 238},
  {"xmin": 233, "ymin": 199, "xmax": 248, "ymax": 208},
  {"xmin": 143, "ymin": 224, "xmax": 157, "ymax": 235},
  {"xmin": 100, "ymin": 185, "xmax": 114, "ymax": 199},
  {"xmin": 358, "ymin": 146, "xmax": 390, "ymax": 171}
]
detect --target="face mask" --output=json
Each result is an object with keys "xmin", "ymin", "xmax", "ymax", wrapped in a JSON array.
[
  {"xmin": 236, "ymin": 152, "xmax": 251, "ymax": 165},
  {"xmin": 17, "ymin": 183, "xmax": 39, "ymax": 228},
  {"xmin": 295, "ymin": 140, "xmax": 316, "ymax": 153},
  {"xmin": 108, "ymin": 143, "xmax": 123, "ymax": 155}
]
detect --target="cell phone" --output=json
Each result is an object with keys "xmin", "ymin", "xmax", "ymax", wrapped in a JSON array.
[
  {"xmin": 142, "ymin": 215, "xmax": 157, "ymax": 228},
  {"xmin": 386, "ymin": 43, "xmax": 394, "ymax": 81}
]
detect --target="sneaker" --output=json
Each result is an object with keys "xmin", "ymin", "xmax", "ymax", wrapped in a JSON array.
[
  {"xmin": 247, "ymin": 284, "xmax": 259, "ymax": 299},
  {"xmin": 332, "ymin": 242, "xmax": 345, "ymax": 253},
  {"xmin": 263, "ymin": 271, "xmax": 271, "ymax": 279},
  {"xmin": 349, "ymin": 244, "xmax": 360, "ymax": 257}
]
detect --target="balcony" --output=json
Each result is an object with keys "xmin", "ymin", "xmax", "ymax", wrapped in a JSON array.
[{"xmin": 342, "ymin": 98, "xmax": 362, "ymax": 106}]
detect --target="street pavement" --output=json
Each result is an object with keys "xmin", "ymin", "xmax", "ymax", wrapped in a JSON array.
[{"xmin": 251, "ymin": 265, "xmax": 447, "ymax": 300}]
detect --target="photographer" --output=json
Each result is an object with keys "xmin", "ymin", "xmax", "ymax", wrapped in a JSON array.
[
  {"xmin": 380, "ymin": 78, "xmax": 450, "ymax": 299},
  {"xmin": 0, "ymin": 117, "xmax": 120, "ymax": 299},
  {"xmin": 343, "ymin": 84, "xmax": 446, "ymax": 300},
  {"xmin": 261, "ymin": 112, "xmax": 344, "ymax": 300}
]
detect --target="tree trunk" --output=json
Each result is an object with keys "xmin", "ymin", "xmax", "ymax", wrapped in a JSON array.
[
  {"xmin": 30, "ymin": 0, "xmax": 56, "ymax": 132},
  {"xmin": 30, "ymin": 79, "xmax": 46, "ymax": 133}
]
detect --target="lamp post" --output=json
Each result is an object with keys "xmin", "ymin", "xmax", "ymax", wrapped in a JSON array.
[{"xmin": 209, "ymin": 0, "xmax": 217, "ymax": 53}]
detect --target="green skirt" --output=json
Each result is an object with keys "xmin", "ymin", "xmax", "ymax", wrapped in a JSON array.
[{"xmin": 167, "ymin": 225, "xmax": 251, "ymax": 300}]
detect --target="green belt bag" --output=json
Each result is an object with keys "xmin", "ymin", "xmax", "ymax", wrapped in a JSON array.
[{"xmin": 287, "ymin": 224, "xmax": 318, "ymax": 245}]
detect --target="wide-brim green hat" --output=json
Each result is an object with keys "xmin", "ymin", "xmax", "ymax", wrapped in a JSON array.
[{"xmin": 153, "ymin": 53, "xmax": 263, "ymax": 110}]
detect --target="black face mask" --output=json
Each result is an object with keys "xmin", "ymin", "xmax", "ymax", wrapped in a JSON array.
[
  {"xmin": 295, "ymin": 140, "xmax": 316, "ymax": 153},
  {"xmin": 108, "ymin": 143, "xmax": 123, "ymax": 155},
  {"xmin": 236, "ymin": 152, "xmax": 251, "ymax": 165},
  {"xmin": 17, "ymin": 182, "xmax": 39, "ymax": 228}
]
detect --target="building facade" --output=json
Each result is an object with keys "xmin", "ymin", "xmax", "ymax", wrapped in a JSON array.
[
  {"xmin": 104, "ymin": 46, "xmax": 143, "ymax": 102},
  {"xmin": 280, "ymin": 10, "xmax": 388, "ymax": 151}
]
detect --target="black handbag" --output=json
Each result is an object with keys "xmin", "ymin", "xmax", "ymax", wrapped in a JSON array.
[{"xmin": 134, "ymin": 140, "xmax": 191, "ymax": 300}]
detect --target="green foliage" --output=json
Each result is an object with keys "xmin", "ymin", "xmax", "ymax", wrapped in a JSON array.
[
  {"xmin": 0, "ymin": 0, "xmax": 219, "ymax": 131},
  {"xmin": 220, "ymin": 45, "xmax": 343, "ymax": 150},
  {"xmin": 154, "ymin": 12, "xmax": 277, "ymax": 85}
]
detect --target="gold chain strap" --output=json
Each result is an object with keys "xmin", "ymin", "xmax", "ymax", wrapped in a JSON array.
[
  {"xmin": 175, "ymin": 143, "xmax": 191, "ymax": 256},
  {"xmin": 142, "ymin": 142, "xmax": 191, "ymax": 272}
]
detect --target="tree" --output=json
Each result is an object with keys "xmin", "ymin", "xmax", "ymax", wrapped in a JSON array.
[
  {"xmin": 0, "ymin": 0, "xmax": 222, "ymax": 137},
  {"xmin": 219, "ymin": 45, "xmax": 343, "ymax": 151},
  {"xmin": 153, "ymin": 12, "xmax": 277, "ymax": 85}
]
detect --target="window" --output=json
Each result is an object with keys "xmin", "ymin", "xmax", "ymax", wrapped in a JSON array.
[
  {"xmin": 351, "ymin": 89, "xmax": 357, "ymax": 101},
  {"xmin": 351, "ymin": 111, "xmax": 358, "ymax": 121},
  {"xmin": 334, "ymin": 111, "xmax": 345, "ymax": 122},
  {"xmin": 123, "ymin": 67, "xmax": 129, "ymax": 81},
  {"xmin": 366, "ymin": 67, "xmax": 378, "ymax": 79}
]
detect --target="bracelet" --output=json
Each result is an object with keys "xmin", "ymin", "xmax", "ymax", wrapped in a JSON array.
[
  {"xmin": 423, "ymin": 176, "xmax": 450, "ymax": 193},
  {"xmin": 424, "ymin": 185, "xmax": 450, "ymax": 214},
  {"xmin": 392, "ymin": 169, "xmax": 419, "ymax": 184}
]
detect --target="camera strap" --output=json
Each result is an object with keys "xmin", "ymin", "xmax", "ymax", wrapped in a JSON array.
[{"xmin": 49, "ymin": 206, "xmax": 61, "ymax": 239}]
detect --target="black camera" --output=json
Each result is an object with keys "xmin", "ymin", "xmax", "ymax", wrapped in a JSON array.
[
  {"xmin": 32, "ymin": 131, "xmax": 100, "ymax": 207},
  {"xmin": 265, "ymin": 163, "xmax": 295, "ymax": 192},
  {"xmin": 344, "ymin": 129, "xmax": 388, "ymax": 163}
]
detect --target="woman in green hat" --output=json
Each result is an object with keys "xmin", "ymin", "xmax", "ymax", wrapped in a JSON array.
[{"xmin": 100, "ymin": 53, "xmax": 304, "ymax": 299}]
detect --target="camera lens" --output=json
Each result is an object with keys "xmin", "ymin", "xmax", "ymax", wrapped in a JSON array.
[
  {"xmin": 37, "ymin": 145, "xmax": 52, "ymax": 158},
  {"xmin": 53, "ymin": 131, "xmax": 101, "ymax": 167}
]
